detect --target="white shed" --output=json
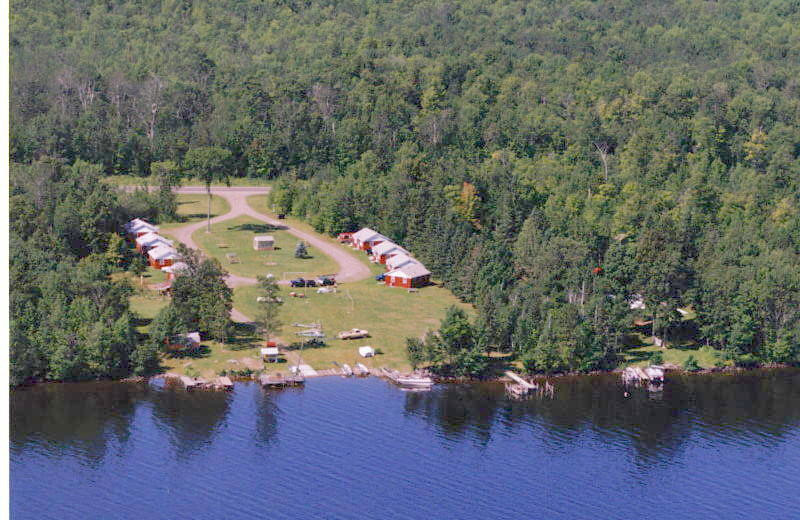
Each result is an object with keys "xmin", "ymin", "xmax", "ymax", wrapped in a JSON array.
[
  {"xmin": 253, "ymin": 235, "xmax": 275, "ymax": 250},
  {"xmin": 358, "ymin": 346, "xmax": 375, "ymax": 358},
  {"xmin": 261, "ymin": 347, "xmax": 280, "ymax": 362}
]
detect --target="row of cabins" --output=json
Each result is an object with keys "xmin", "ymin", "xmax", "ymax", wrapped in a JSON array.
[
  {"xmin": 125, "ymin": 218, "xmax": 181, "ymax": 271},
  {"xmin": 340, "ymin": 228, "xmax": 432, "ymax": 288}
]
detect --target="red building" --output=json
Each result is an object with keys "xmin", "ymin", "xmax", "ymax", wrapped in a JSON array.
[
  {"xmin": 370, "ymin": 241, "xmax": 410, "ymax": 264},
  {"xmin": 147, "ymin": 244, "xmax": 179, "ymax": 269},
  {"xmin": 352, "ymin": 227, "xmax": 389, "ymax": 251},
  {"xmin": 384, "ymin": 262, "xmax": 431, "ymax": 288}
]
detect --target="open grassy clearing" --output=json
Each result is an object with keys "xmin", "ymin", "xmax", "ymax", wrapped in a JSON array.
[
  {"xmin": 104, "ymin": 175, "xmax": 272, "ymax": 187},
  {"xmin": 191, "ymin": 215, "xmax": 337, "ymax": 279},
  {"xmin": 158, "ymin": 194, "xmax": 231, "ymax": 231},
  {"xmin": 233, "ymin": 277, "xmax": 474, "ymax": 372}
]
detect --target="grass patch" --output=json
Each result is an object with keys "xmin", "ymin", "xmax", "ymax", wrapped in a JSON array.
[
  {"xmin": 158, "ymin": 194, "xmax": 231, "ymax": 231},
  {"xmin": 191, "ymin": 215, "xmax": 338, "ymax": 279},
  {"xmin": 158, "ymin": 323, "xmax": 263, "ymax": 379},
  {"xmin": 233, "ymin": 277, "xmax": 474, "ymax": 372},
  {"xmin": 623, "ymin": 337, "xmax": 722, "ymax": 369}
]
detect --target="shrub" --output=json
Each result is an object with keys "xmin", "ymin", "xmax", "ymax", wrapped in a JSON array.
[
  {"xmin": 649, "ymin": 351, "xmax": 664, "ymax": 365},
  {"xmin": 683, "ymin": 355, "xmax": 700, "ymax": 372}
]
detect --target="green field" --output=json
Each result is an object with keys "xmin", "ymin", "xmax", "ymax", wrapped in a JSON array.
[
  {"xmin": 191, "ymin": 215, "xmax": 337, "ymax": 280},
  {"xmin": 158, "ymin": 194, "xmax": 231, "ymax": 231},
  {"xmin": 233, "ymin": 277, "xmax": 474, "ymax": 372}
]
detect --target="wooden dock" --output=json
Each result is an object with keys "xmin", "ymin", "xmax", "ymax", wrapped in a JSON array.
[
  {"xmin": 259, "ymin": 373, "xmax": 305, "ymax": 388},
  {"xmin": 504, "ymin": 371, "xmax": 554, "ymax": 399}
]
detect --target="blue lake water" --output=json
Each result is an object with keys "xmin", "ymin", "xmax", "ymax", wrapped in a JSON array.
[{"xmin": 10, "ymin": 370, "xmax": 800, "ymax": 519}]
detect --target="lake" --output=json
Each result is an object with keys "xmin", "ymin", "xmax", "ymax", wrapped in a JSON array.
[{"xmin": 10, "ymin": 369, "xmax": 800, "ymax": 519}]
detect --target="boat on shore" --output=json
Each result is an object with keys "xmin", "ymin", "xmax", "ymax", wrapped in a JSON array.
[{"xmin": 381, "ymin": 368, "xmax": 434, "ymax": 389}]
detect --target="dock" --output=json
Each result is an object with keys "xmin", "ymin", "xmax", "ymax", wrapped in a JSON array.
[
  {"xmin": 504, "ymin": 371, "xmax": 537, "ymax": 398},
  {"xmin": 622, "ymin": 366, "xmax": 665, "ymax": 386},
  {"xmin": 215, "ymin": 376, "xmax": 234, "ymax": 390},
  {"xmin": 180, "ymin": 375, "xmax": 199, "ymax": 390},
  {"xmin": 259, "ymin": 373, "xmax": 305, "ymax": 388}
]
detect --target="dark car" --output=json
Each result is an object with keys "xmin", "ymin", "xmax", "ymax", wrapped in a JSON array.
[
  {"xmin": 290, "ymin": 278, "xmax": 307, "ymax": 287},
  {"xmin": 316, "ymin": 276, "xmax": 336, "ymax": 286},
  {"xmin": 305, "ymin": 279, "xmax": 317, "ymax": 287},
  {"xmin": 375, "ymin": 273, "xmax": 386, "ymax": 281}
]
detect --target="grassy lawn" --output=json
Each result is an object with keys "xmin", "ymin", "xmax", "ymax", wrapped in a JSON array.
[
  {"xmin": 191, "ymin": 215, "xmax": 338, "ymax": 280},
  {"xmin": 159, "ymin": 194, "xmax": 231, "ymax": 231},
  {"xmin": 622, "ymin": 332, "xmax": 722, "ymax": 369},
  {"xmin": 104, "ymin": 175, "xmax": 272, "ymax": 187},
  {"xmin": 233, "ymin": 277, "xmax": 474, "ymax": 372}
]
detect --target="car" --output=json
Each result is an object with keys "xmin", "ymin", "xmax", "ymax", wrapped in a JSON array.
[
  {"xmin": 316, "ymin": 276, "xmax": 336, "ymax": 286},
  {"xmin": 305, "ymin": 279, "xmax": 317, "ymax": 287},
  {"xmin": 337, "ymin": 328, "xmax": 370, "ymax": 340},
  {"xmin": 290, "ymin": 278, "xmax": 307, "ymax": 287},
  {"xmin": 375, "ymin": 273, "xmax": 385, "ymax": 281}
]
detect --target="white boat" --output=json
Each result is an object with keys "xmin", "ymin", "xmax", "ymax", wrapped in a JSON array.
[
  {"xmin": 396, "ymin": 375, "xmax": 433, "ymax": 388},
  {"xmin": 341, "ymin": 363, "xmax": 354, "ymax": 377},
  {"xmin": 355, "ymin": 363, "xmax": 370, "ymax": 376}
]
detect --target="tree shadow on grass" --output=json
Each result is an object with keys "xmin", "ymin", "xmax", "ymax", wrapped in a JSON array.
[
  {"xmin": 167, "ymin": 345, "xmax": 211, "ymax": 359},
  {"xmin": 227, "ymin": 223, "xmax": 286, "ymax": 233},
  {"xmin": 226, "ymin": 322, "xmax": 260, "ymax": 351},
  {"xmin": 132, "ymin": 317, "xmax": 152, "ymax": 328}
]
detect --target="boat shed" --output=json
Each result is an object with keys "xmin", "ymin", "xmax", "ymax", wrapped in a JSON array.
[
  {"xmin": 371, "ymin": 241, "xmax": 410, "ymax": 264},
  {"xmin": 148, "ymin": 244, "xmax": 179, "ymax": 269},
  {"xmin": 253, "ymin": 235, "xmax": 275, "ymax": 250},
  {"xmin": 352, "ymin": 228, "xmax": 389, "ymax": 251},
  {"xmin": 385, "ymin": 262, "xmax": 431, "ymax": 288}
]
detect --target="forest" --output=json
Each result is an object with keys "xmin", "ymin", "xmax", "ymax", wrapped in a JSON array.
[{"xmin": 9, "ymin": 0, "xmax": 800, "ymax": 381}]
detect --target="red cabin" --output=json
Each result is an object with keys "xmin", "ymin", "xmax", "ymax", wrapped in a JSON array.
[{"xmin": 384, "ymin": 262, "xmax": 431, "ymax": 288}]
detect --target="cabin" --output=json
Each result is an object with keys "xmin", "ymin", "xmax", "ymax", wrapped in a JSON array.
[
  {"xmin": 337, "ymin": 232, "xmax": 354, "ymax": 244},
  {"xmin": 253, "ymin": 235, "xmax": 275, "ymax": 251},
  {"xmin": 370, "ymin": 241, "xmax": 410, "ymax": 264},
  {"xmin": 385, "ymin": 252, "xmax": 415, "ymax": 271},
  {"xmin": 351, "ymin": 227, "xmax": 389, "ymax": 251},
  {"xmin": 125, "ymin": 218, "xmax": 159, "ymax": 238},
  {"xmin": 161, "ymin": 261, "xmax": 188, "ymax": 281},
  {"xmin": 147, "ymin": 244, "xmax": 179, "ymax": 269},
  {"xmin": 385, "ymin": 262, "xmax": 431, "ymax": 288},
  {"xmin": 135, "ymin": 232, "xmax": 173, "ymax": 253},
  {"xmin": 168, "ymin": 332, "xmax": 201, "ymax": 352}
]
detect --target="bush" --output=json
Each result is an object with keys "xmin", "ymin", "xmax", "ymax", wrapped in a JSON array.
[
  {"xmin": 649, "ymin": 351, "xmax": 664, "ymax": 365},
  {"xmin": 683, "ymin": 355, "xmax": 700, "ymax": 372}
]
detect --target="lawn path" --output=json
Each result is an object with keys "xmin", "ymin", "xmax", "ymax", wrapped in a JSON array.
[{"xmin": 163, "ymin": 186, "xmax": 371, "ymax": 324}]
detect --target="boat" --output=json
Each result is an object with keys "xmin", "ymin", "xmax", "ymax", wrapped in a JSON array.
[
  {"xmin": 341, "ymin": 363, "xmax": 354, "ymax": 377},
  {"xmin": 395, "ymin": 375, "xmax": 434, "ymax": 389},
  {"xmin": 355, "ymin": 363, "xmax": 370, "ymax": 376}
]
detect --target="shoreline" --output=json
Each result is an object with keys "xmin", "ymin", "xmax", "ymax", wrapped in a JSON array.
[{"xmin": 14, "ymin": 363, "xmax": 799, "ymax": 390}]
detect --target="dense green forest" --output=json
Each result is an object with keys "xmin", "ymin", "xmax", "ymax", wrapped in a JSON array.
[{"xmin": 10, "ymin": 0, "xmax": 800, "ymax": 379}]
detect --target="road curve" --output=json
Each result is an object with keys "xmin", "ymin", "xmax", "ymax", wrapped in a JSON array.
[{"xmin": 153, "ymin": 186, "xmax": 372, "ymax": 321}]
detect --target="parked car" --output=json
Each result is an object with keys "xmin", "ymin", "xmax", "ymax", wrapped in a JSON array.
[
  {"xmin": 305, "ymin": 279, "xmax": 317, "ymax": 287},
  {"xmin": 290, "ymin": 278, "xmax": 307, "ymax": 287},
  {"xmin": 337, "ymin": 328, "xmax": 370, "ymax": 340},
  {"xmin": 316, "ymin": 275, "xmax": 336, "ymax": 286},
  {"xmin": 375, "ymin": 273, "xmax": 386, "ymax": 281}
]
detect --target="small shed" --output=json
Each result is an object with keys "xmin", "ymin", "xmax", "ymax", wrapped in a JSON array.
[
  {"xmin": 253, "ymin": 235, "xmax": 275, "ymax": 250},
  {"xmin": 359, "ymin": 346, "xmax": 375, "ymax": 358},
  {"xmin": 385, "ymin": 262, "xmax": 431, "ymax": 288},
  {"xmin": 261, "ymin": 346, "xmax": 280, "ymax": 363},
  {"xmin": 371, "ymin": 241, "xmax": 410, "ymax": 264},
  {"xmin": 148, "ymin": 245, "xmax": 179, "ymax": 269},
  {"xmin": 168, "ymin": 332, "xmax": 201, "ymax": 351}
]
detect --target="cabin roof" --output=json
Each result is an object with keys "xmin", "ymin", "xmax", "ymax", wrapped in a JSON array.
[
  {"xmin": 386, "ymin": 262, "xmax": 430, "ymax": 279},
  {"xmin": 353, "ymin": 227, "xmax": 388, "ymax": 242},
  {"xmin": 147, "ymin": 244, "xmax": 179, "ymax": 260},
  {"xmin": 372, "ymin": 241, "xmax": 409, "ymax": 256}
]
